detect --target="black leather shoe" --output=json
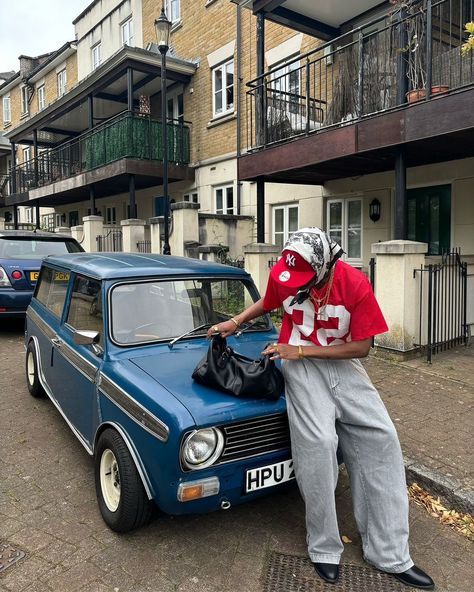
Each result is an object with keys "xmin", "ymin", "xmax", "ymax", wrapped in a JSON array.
[
  {"xmin": 313, "ymin": 563, "xmax": 340, "ymax": 584},
  {"xmin": 390, "ymin": 566, "xmax": 435, "ymax": 589}
]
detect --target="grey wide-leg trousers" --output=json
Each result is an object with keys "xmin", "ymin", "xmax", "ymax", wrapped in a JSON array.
[{"xmin": 282, "ymin": 357, "xmax": 414, "ymax": 573}]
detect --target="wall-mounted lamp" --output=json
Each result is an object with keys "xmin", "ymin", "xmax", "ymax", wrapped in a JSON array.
[{"xmin": 369, "ymin": 198, "xmax": 381, "ymax": 222}]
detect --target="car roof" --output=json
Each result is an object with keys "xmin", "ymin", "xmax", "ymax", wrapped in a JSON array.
[
  {"xmin": 0, "ymin": 230, "xmax": 78, "ymax": 240},
  {"xmin": 43, "ymin": 252, "xmax": 250, "ymax": 280}
]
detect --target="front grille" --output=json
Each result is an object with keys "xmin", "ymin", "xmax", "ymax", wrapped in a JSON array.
[{"xmin": 219, "ymin": 413, "xmax": 290, "ymax": 464}]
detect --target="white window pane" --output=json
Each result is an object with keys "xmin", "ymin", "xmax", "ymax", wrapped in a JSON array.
[
  {"xmin": 348, "ymin": 200, "xmax": 361, "ymax": 226},
  {"xmin": 274, "ymin": 208, "xmax": 284, "ymax": 233},
  {"xmin": 275, "ymin": 232, "xmax": 284, "ymax": 251},
  {"xmin": 329, "ymin": 202, "xmax": 342, "ymax": 228},
  {"xmin": 226, "ymin": 187, "xmax": 233, "ymax": 213},
  {"xmin": 347, "ymin": 230, "xmax": 361, "ymax": 259},
  {"xmin": 226, "ymin": 85, "xmax": 234, "ymax": 110},
  {"xmin": 288, "ymin": 207, "xmax": 298, "ymax": 231},
  {"xmin": 216, "ymin": 189, "xmax": 223, "ymax": 212},
  {"xmin": 214, "ymin": 68, "xmax": 223, "ymax": 92},
  {"xmin": 215, "ymin": 89, "xmax": 223, "ymax": 113}
]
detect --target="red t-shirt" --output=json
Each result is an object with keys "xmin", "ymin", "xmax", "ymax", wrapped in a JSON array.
[{"xmin": 263, "ymin": 260, "xmax": 388, "ymax": 346}]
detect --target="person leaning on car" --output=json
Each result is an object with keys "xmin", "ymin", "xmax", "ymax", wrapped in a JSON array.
[{"xmin": 208, "ymin": 227, "xmax": 435, "ymax": 590}]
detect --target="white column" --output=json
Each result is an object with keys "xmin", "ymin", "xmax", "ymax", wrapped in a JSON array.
[
  {"xmin": 121, "ymin": 219, "xmax": 146, "ymax": 253},
  {"xmin": 82, "ymin": 215, "xmax": 104, "ymax": 253},
  {"xmin": 169, "ymin": 202, "xmax": 200, "ymax": 257},
  {"xmin": 70, "ymin": 225, "xmax": 83, "ymax": 244},
  {"xmin": 243, "ymin": 243, "xmax": 280, "ymax": 297},
  {"xmin": 372, "ymin": 240, "xmax": 428, "ymax": 352},
  {"xmin": 55, "ymin": 227, "xmax": 71, "ymax": 236},
  {"xmin": 0, "ymin": 217, "xmax": 4, "ymax": 230},
  {"xmin": 149, "ymin": 216, "xmax": 163, "ymax": 254}
]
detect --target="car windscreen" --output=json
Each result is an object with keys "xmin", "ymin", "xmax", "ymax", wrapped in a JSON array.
[
  {"xmin": 110, "ymin": 277, "xmax": 270, "ymax": 345},
  {"xmin": 0, "ymin": 237, "xmax": 83, "ymax": 259}
]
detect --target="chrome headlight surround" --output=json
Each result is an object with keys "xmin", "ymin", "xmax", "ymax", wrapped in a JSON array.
[{"xmin": 181, "ymin": 428, "xmax": 224, "ymax": 470}]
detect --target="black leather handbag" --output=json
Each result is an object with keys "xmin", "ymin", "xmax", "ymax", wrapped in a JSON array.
[{"xmin": 192, "ymin": 335, "xmax": 284, "ymax": 400}]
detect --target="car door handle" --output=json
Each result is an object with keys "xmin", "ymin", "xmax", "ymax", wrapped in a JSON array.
[{"xmin": 51, "ymin": 337, "xmax": 62, "ymax": 348}]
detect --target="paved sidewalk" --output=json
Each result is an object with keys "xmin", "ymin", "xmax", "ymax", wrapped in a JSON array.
[{"xmin": 364, "ymin": 345, "xmax": 474, "ymax": 513}]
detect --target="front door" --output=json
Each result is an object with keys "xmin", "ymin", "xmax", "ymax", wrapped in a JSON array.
[{"xmin": 407, "ymin": 185, "xmax": 451, "ymax": 255}]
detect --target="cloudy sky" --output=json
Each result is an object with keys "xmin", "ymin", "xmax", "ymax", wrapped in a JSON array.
[{"xmin": 0, "ymin": 0, "xmax": 92, "ymax": 73}]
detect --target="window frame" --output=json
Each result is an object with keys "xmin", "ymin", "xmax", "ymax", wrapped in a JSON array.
[
  {"xmin": 121, "ymin": 17, "xmax": 134, "ymax": 46},
  {"xmin": 214, "ymin": 184, "xmax": 234, "ymax": 215},
  {"xmin": 21, "ymin": 86, "xmax": 29, "ymax": 115},
  {"xmin": 326, "ymin": 198, "xmax": 363, "ymax": 265},
  {"xmin": 37, "ymin": 85, "xmax": 46, "ymax": 111},
  {"xmin": 23, "ymin": 147, "xmax": 31, "ymax": 168},
  {"xmin": 272, "ymin": 204, "xmax": 299, "ymax": 250},
  {"xmin": 91, "ymin": 43, "xmax": 102, "ymax": 70},
  {"xmin": 57, "ymin": 69, "xmax": 67, "ymax": 97},
  {"xmin": 165, "ymin": 0, "xmax": 180, "ymax": 23},
  {"xmin": 212, "ymin": 58, "xmax": 234, "ymax": 118},
  {"xmin": 65, "ymin": 274, "xmax": 104, "ymax": 348},
  {"xmin": 2, "ymin": 94, "xmax": 11, "ymax": 124},
  {"xmin": 34, "ymin": 265, "xmax": 71, "ymax": 319},
  {"xmin": 183, "ymin": 192, "xmax": 198, "ymax": 204}
]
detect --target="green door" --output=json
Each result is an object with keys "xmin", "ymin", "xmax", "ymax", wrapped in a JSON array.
[{"xmin": 407, "ymin": 185, "xmax": 451, "ymax": 255}]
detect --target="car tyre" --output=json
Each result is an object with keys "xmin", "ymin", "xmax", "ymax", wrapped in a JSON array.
[
  {"xmin": 95, "ymin": 428, "xmax": 153, "ymax": 533},
  {"xmin": 26, "ymin": 341, "xmax": 46, "ymax": 398}
]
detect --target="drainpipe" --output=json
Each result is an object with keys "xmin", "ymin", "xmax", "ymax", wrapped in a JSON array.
[
  {"xmin": 87, "ymin": 94, "xmax": 96, "ymax": 215},
  {"xmin": 236, "ymin": 2, "xmax": 242, "ymax": 215}
]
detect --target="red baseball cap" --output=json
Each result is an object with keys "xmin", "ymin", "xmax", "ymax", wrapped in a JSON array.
[{"xmin": 270, "ymin": 249, "xmax": 316, "ymax": 289}]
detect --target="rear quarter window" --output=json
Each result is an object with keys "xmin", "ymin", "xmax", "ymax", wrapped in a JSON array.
[{"xmin": 35, "ymin": 267, "xmax": 71, "ymax": 318}]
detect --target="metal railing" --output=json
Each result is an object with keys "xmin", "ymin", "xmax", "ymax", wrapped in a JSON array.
[
  {"xmin": 246, "ymin": 0, "xmax": 474, "ymax": 150},
  {"xmin": 10, "ymin": 110, "xmax": 191, "ymax": 194},
  {"xmin": 137, "ymin": 240, "xmax": 151, "ymax": 253},
  {"xmin": 96, "ymin": 229, "xmax": 123, "ymax": 252},
  {"xmin": 0, "ymin": 174, "xmax": 9, "ymax": 197},
  {"xmin": 414, "ymin": 248, "xmax": 468, "ymax": 362}
]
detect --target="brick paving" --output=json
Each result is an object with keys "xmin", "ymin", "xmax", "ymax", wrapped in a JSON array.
[{"xmin": 0, "ymin": 321, "xmax": 472, "ymax": 592}]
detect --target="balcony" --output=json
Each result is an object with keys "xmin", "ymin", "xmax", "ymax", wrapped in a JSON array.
[
  {"xmin": 240, "ymin": 0, "xmax": 474, "ymax": 183},
  {"xmin": 9, "ymin": 111, "xmax": 191, "ymax": 202}
]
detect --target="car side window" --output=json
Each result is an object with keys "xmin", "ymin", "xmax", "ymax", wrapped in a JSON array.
[
  {"xmin": 66, "ymin": 275, "xmax": 103, "ymax": 346},
  {"xmin": 35, "ymin": 267, "xmax": 71, "ymax": 318}
]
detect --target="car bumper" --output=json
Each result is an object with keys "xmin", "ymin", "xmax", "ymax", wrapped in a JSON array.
[
  {"xmin": 0, "ymin": 289, "xmax": 33, "ymax": 316},
  {"xmin": 156, "ymin": 450, "xmax": 294, "ymax": 515}
]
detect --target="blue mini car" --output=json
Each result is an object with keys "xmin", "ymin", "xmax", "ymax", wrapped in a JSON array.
[
  {"xmin": 0, "ymin": 230, "xmax": 83, "ymax": 317},
  {"xmin": 25, "ymin": 253, "xmax": 292, "ymax": 532}
]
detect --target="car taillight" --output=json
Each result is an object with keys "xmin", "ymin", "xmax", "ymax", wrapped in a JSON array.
[
  {"xmin": 0, "ymin": 266, "xmax": 12, "ymax": 288},
  {"xmin": 12, "ymin": 270, "xmax": 23, "ymax": 280}
]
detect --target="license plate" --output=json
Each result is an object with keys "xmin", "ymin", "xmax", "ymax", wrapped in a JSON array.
[
  {"xmin": 30, "ymin": 271, "xmax": 39, "ymax": 282},
  {"xmin": 54, "ymin": 271, "xmax": 70, "ymax": 281},
  {"xmin": 246, "ymin": 459, "xmax": 295, "ymax": 493}
]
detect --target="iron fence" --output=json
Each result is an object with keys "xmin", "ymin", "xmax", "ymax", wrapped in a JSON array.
[
  {"xmin": 414, "ymin": 248, "xmax": 468, "ymax": 362},
  {"xmin": 246, "ymin": 0, "xmax": 474, "ymax": 150},
  {"xmin": 137, "ymin": 240, "xmax": 151, "ymax": 253},
  {"xmin": 96, "ymin": 230, "xmax": 123, "ymax": 252},
  {"xmin": 10, "ymin": 110, "xmax": 191, "ymax": 194},
  {"xmin": 0, "ymin": 174, "xmax": 9, "ymax": 197}
]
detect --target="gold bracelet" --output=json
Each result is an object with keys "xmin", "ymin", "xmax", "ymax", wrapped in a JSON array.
[
  {"xmin": 230, "ymin": 317, "xmax": 241, "ymax": 327},
  {"xmin": 298, "ymin": 345, "xmax": 305, "ymax": 359}
]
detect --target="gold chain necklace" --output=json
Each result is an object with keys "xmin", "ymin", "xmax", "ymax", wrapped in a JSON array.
[{"xmin": 311, "ymin": 267, "xmax": 335, "ymax": 312}]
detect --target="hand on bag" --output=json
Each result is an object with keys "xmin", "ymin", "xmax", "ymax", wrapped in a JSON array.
[
  {"xmin": 206, "ymin": 319, "xmax": 239, "ymax": 339},
  {"xmin": 262, "ymin": 343, "xmax": 300, "ymax": 361}
]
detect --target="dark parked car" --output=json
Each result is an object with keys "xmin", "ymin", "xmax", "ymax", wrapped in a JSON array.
[
  {"xmin": 0, "ymin": 230, "xmax": 83, "ymax": 317},
  {"xmin": 25, "ymin": 253, "xmax": 293, "ymax": 533}
]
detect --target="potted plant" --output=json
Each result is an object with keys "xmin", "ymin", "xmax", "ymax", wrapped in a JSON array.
[
  {"xmin": 461, "ymin": 21, "xmax": 474, "ymax": 55},
  {"xmin": 390, "ymin": 0, "xmax": 448, "ymax": 102}
]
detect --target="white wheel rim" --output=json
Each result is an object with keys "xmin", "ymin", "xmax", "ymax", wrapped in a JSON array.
[
  {"xmin": 100, "ymin": 449, "xmax": 121, "ymax": 512},
  {"xmin": 27, "ymin": 352, "xmax": 35, "ymax": 386}
]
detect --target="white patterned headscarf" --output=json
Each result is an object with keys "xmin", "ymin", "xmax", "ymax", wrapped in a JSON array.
[{"xmin": 283, "ymin": 227, "xmax": 344, "ymax": 285}]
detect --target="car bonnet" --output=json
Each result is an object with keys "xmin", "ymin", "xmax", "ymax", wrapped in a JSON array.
[{"xmin": 129, "ymin": 336, "xmax": 286, "ymax": 426}]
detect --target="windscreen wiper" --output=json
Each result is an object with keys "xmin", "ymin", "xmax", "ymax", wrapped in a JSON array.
[{"xmin": 168, "ymin": 323, "xmax": 215, "ymax": 348}]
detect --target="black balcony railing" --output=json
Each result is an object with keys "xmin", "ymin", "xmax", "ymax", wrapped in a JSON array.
[
  {"xmin": 0, "ymin": 173, "xmax": 10, "ymax": 197},
  {"xmin": 10, "ymin": 110, "xmax": 191, "ymax": 194},
  {"xmin": 246, "ymin": 0, "xmax": 474, "ymax": 150}
]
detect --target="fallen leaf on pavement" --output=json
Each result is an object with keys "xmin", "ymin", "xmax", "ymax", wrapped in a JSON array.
[{"xmin": 341, "ymin": 535, "xmax": 352, "ymax": 544}]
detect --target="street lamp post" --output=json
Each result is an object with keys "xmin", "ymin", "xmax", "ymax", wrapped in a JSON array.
[{"xmin": 155, "ymin": 8, "xmax": 172, "ymax": 255}]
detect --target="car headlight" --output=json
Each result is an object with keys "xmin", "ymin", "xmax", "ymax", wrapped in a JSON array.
[{"xmin": 182, "ymin": 428, "xmax": 224, "ymax": 470}]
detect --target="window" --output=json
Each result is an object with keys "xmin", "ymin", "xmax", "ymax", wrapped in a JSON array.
[
  {"xmin": 270, "ymin": 57, "xmax": 301, "ymax": 113},
  {"xmin": 121, "ymin": 18, "xmax": 134, "ymax": 46},
  {"xmin": 23, "ymin": 147, "xmax": 31, "ymax": 168},
  {"xmin": 35, "ymin": 267, "xmax": 71, "ymax": 318},
  {"xmin": 327, "ymin": 198, "xmax": 362, "ymax": 262},
  {"xmin": 165, "ymin": 0, "xmax": 180, "ymax": 22},
  {"xmin": 92, "ymin": 43, "xmax": 102, "ymax": 70},
  {"xmin": 215, "ymin": 184, "xmax": 234, "ymax": 214},
  {"xmin": 57, "ymin": 69, "xmax": 67, "ymax": 97},
  {"xmin": 26, "ymin": 208, "xmax": 34, "ymax": 223},
  {"xmin": 37, "ymin": 85, "xmax": 45, "ymax": 111},
  {"xmin": 2, "ymin": 95, "xmax": 11, "ymax": 124},
  {"xmin": 212, "ymin": 59, "xmax": 234, "ymax": 117},
  {"xmin": 66, "ymin": 275, "xmax": 103, "ymax": 347},
  {"xmin": 106, "ymin": 207, "xmax": 117, "ymax": 225},
  {"xmin": 272, "ymin": 204, "xmax": 299, "ymax": 250},
  {"xmin": 21, "ymin": 86, "xmax": 29, "ymax": 115},
  {"xmin": 184, "ymin": 192, "xmax": 198, "ymax": 204}
]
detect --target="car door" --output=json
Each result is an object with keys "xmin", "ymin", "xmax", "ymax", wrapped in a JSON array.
[{"xmin": 48, "ymin": 274, "xmax": 103, "ymax": 449}]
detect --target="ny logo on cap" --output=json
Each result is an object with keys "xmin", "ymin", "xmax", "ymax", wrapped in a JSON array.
[{"xmin": 286, "ymin": 253, "xmax": 296, "ymax": 267}]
